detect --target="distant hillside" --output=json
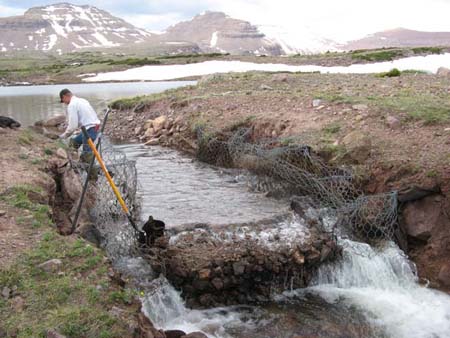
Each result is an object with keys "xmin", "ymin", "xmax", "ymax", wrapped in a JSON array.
[
  {"xmin": 0, "ymin": 4, "xmax": 284, "ymax": 56},
  {"xmin": 342, "ymin": 28, "xmax": 450, "ymax": 50},
  {"xmin": 159, "ymin": 11, "xmax": 284, "ymax": 56}
]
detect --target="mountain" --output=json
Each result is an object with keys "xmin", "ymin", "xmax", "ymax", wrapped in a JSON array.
[
  {"xmin": 159, "ymin": 11, "xmax": 284, "ymax": 56},
  {"xmin": 0, "ymin": 5, "xmax": 284, "ymax": 56},
  {"xmin": 342, "ymin": 28, "xmax": 450, "ymax": 50},
  {"xmin": 0, "ymin": 2, "xmax": 154, "ymax": 54}
]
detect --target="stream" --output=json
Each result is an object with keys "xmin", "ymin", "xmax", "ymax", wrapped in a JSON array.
[{"xmin": 115, "ymin": 144, "xmax": 450, "ymax": 338}]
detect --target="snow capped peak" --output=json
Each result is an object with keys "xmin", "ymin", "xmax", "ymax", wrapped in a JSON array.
[{"xmin": 2, "ymin": 3, "xmax": 154, "ymax": 54}]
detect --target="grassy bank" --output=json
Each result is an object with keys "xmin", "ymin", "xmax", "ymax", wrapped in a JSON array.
[{"xmin": 0, "ymin": 129, "xmax": 139, "ymax": 337}]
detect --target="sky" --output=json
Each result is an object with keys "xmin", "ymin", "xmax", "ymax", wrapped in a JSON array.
[{"xmin": 1, "ymin": 0, "xmax": 450, "ymax": 42}]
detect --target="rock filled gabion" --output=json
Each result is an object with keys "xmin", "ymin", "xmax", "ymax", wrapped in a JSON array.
[
  {"xmin": 74, "ymin": 138, "xmax": 140, "ymax": 259},
  {"xmin": 196, "ymin": 127, "xmax": 399, "ymax": 242}
]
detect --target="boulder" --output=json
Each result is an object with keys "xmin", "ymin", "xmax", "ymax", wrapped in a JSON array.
[
  {"xmin": 144, "ymin": 120, "xmax": 154, "ymax": 130},
  {"xmin": 153, "ymin": 116, "xmax": 168, "ymax": 133},
  {"xmin": 341, "ymin": 131, "xmax": 372, "ymax": 164},
  {"xmin": 386, "ymin": 115, "xmax": 401, "ymax": 129},
  {"xmin": 437, "ymin": 67, "xmax": 450, "ymax": 76},
  {"xmin": 401, "ymin": 195, "xmax": 440, "ymax": 241},
  {"xmin": 438, "ymin": 263, "xmax": 450, "ymax": 287},
  {"xmin": 62, "ymin": 169, "xmax": 82, "ymax": 202},
  {"xmin": 144, "ymin": 128, "xmax": 155, "ymax": 138},
  {"xmin": 165, "ymin": 330, "xmax": 186, "ymax": 338},
  {"xmin": 56, "ymin": 148, "xmax": 68, "ymax": 159},
  {"xmin": 137, "ymin": 312, "xmax": 165, "ymax": 338},
  {"xmin": 37, "ymin": 114, "xmax": 65, "ymax": 127},
  {"xmin": 38, "ymin": 259, "xmax": 63, "ymax": 273}
]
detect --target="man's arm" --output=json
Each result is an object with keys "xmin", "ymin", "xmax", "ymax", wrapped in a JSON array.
[{"xmin": 59, "ymin": 105, "xmax": 78, "ymax": 138}]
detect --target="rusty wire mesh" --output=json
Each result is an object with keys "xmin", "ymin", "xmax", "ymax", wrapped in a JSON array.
[{"xmin": 196, "ymin": 127, "xmax": 398, "ymax": 242}]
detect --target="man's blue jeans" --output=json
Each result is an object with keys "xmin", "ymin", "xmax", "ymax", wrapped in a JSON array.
[{"xmin": 71, "ymin": 127, "xmax": 98, "ymax": 154}]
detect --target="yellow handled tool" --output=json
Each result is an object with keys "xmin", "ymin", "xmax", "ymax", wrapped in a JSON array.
[{"xmin": 81, "ymin": 126, "xmax": 143, "ymax": 236}]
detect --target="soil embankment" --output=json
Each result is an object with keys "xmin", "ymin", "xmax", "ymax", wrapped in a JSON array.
[
  {"xmin": 108, "ymin": 70, "xmax": 450, "ymax": 292},
  {"xmin": 0, "ymin": 127, "xmax": 205, "ymax": 337}
]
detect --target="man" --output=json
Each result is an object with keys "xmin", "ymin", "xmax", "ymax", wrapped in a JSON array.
[{"xmin": 59, "ymin": 88, "xmax": 100, "ymax": 159}]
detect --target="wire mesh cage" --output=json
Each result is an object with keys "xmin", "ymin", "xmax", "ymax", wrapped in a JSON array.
[{"xmin": 196, "ymin": 127, "xmax": 398, "ymax": 243}]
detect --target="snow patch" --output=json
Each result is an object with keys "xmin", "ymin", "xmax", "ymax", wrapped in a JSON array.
[
  {"xmin": 210, "ymin": 31, "xmax": 218, "ymax": 48},
  {"xmin": 35, "ymin": 28, "xmax": 46, "ymax": 35},
  {"xmin": 1, "ymin": 47, "xmax": 6, "ymax": 52},
  {"xmin": 92, "ymin": 32, "xmax": 120, "ymax": 47},
  {"xmin": 42, "ymin": 14, "xmax": 68, "ymax": 38},
  {"xmin": 84, "ymin": 54, "xmax": 450, "ymax": 82},
  {"xmin": 43, "ymin": 34, "xmax": 58, "ymax": 50},
  {"xmin": 28, "ymin": 36, "xmax": 33, "ymax": 41}
]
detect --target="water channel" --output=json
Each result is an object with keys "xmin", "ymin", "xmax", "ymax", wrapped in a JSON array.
[{"xmin": 2, "ymin": 81, "xmax": 450, "ymax": 338}]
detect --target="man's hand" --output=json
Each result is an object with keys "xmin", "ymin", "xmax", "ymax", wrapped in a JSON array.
[{"xmin": 58, "ymin": 133, "xmax": 66, "ymax": 139}]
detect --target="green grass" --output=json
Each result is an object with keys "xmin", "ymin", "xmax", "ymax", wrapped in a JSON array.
[
  {"xmin": 323, "ymin": 122, "xmax": 341, "ymax": 134},
  {"xmin": 0, "ymin": 231, "xmax": 136, "ymax": 337},
  {"xmin": 17, "ymin": 129, "xmax": 34, "ymax": 146},
  {"xmin": 378, "ymin": 92, "xmax": 450, "ymax": 125},
  {"xmin": 109, "ymin": 87, "xmax": 188, "ymax": 110},
  {"xmin": 377, "ymin": 68, "xmax": 401, "ymax": 78},
  {"xmin": 0, "ymin": 185, "xmax": 52, "ymax": 228},
  {"xmin": 351, "ymin": 49, "xmax": 404, "ymax": 62},
  {"xmin": 107, "ymin": 57, "xmax": 161, "ymax": 66},
  {"xmin": 411, "ymin": 47, "xmax": 442, "ymax": 54},
  {"xmin": 157, "ymin": 52, "xmax": 229, "ymax": 60}
]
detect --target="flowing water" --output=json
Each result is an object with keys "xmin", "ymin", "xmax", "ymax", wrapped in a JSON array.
[{"xmin": 118, "ymin": 144, "xmax": 450, "ymax": 338}]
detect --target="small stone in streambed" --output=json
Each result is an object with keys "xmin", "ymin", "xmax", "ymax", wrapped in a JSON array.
[{"xmin": 165, "ymin": 330, "xmax": 187, "ymax": 338}]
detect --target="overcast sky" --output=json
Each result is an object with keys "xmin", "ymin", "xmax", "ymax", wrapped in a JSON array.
[{"xmin": 1, "ymin": 0, "xmax": 450, "ymax": 42}]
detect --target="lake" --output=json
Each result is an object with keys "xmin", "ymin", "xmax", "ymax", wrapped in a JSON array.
[{"xmin": 0, "ymin": 81, "xmax": 196, "ymax": 127}]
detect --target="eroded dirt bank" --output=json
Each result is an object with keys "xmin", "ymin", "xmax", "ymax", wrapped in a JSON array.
[
  {"xmin": 107, "ymin": 71, "xmax": 450, "ymax": 292},
  {"xmin": 0, "ymin": 127, "xmax": 206, "ymax": 337}
]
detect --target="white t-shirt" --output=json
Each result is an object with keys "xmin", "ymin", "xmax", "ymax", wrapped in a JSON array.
[{"xmin": 62, "ymin": 95, "xmax": 100, "ymax": 137}]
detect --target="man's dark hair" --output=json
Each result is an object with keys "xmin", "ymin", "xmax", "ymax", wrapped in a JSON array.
[{"xmin": 59, "ymin": 88, "xmax": 72, "ymax": 103}]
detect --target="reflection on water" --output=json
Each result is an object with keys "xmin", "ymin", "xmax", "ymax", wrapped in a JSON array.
[
  {"xmin": 117, "ymin": 144, "xmax": 287, "ymax": 227},
  {"xmin": 0, "ymin": 81, "xmax": 195, "ymax": 126}
]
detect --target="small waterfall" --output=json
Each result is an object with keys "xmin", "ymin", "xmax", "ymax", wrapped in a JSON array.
[
  {"xmin": 307, "ymin": 239, "xmax": 450, "ymax": 338},
  {"xmin": 142, "ymin": 277, "xmax": 261, "ymax": 338}
]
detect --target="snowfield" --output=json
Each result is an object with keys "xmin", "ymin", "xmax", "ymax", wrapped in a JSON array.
[{"xmin": 84, "ymin": 54, "xmax": 450, "ymax": 82}]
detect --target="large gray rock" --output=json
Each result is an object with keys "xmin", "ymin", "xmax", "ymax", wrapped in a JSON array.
[
  {"xmin": 61, "ymin": 169, "xmax": 82, "ymax": 202},
  {"xmin": 437, "ymin": 67, "xmax": 450, "ymax": 76},
  {"xmin": 42, "ymin": 114, "xmax": 66, "ymax": 127},
  {"xmin": 38, "ymin": 259, "xmax": 63, "ymax": 273},
  {"xmin": 438, "ymin": 263, "xmax": 450, "ymax": 287},
  {"xmin": 401, "ymin": 195, "xmax": 440, "ymax": 241},
  {"xmin": 386, "ymin": 115, "xmax": 401, "ymax": 129},
  {"xmin": 341, "ymin": 131, "xmax": 372, "ymax": 164},
  {"xmin": 152, "ymin": 116, "xmax": 168, "ymax": 133}
]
